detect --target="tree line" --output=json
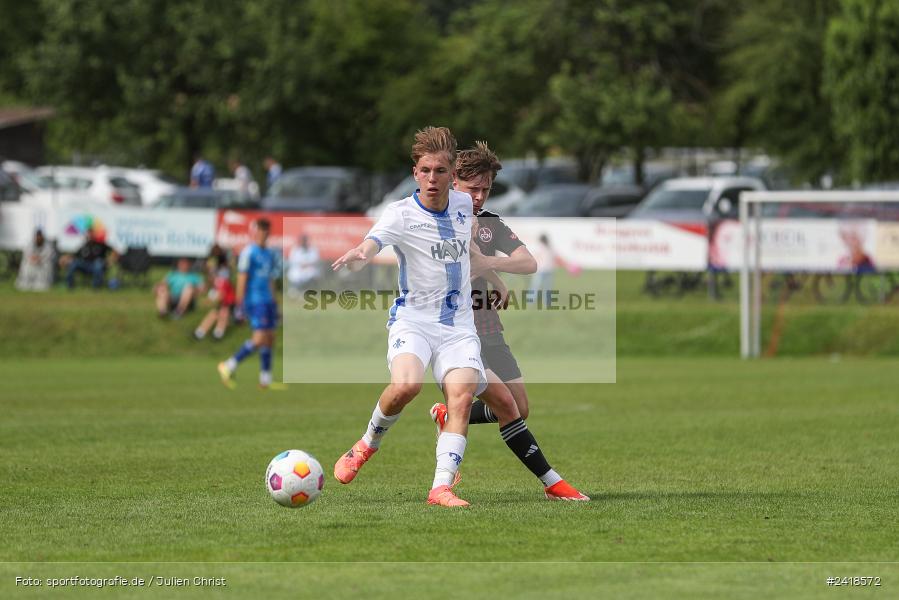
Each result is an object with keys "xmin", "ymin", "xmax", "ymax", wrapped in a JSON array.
[{"xmin": 1, "ymin": 0, "xmax": 897, "ymax": 185}]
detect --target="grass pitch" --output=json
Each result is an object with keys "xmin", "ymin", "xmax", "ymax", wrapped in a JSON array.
[{"xmin": 1, "ymin": 356, "xmax": 897, "ymax": 597}]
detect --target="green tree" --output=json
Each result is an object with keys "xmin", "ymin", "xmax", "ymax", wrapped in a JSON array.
[
  {"xmin": 825, "ymin": 0, "xmax": 899, "ymax": 183},
  {"xmin": 0, "ymin": 0, "xmax": 45, "ymax": 105},
  {"xmin": 545, "ymin": 0, "xmax": 701, "ymax": 182},
  {"xmin": 21, "ymin": 0, "xmax": 256, "ymax": 175},
  {"xmin": 719, "ymin": 0, "xmax": 841, "ymax": 185}
]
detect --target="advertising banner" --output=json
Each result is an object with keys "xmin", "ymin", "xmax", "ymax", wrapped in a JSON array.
[
  {"xmin": 710, "ymin": 219, "xmax": 879, "ymax": 273},
  {"xmin": 55, "ymin": 207, "xmax": 216, "ymax": 256},
  {"xmin": 875, "ymin": 223, "xmax": 899, "ymax": 270},
  {"xmin": 215, "ymin": 211, "xmax": 369, "ymax": 258},
  {"xmin": 503, "ymin": 218, "xmax": 706, "ymax": 271}
]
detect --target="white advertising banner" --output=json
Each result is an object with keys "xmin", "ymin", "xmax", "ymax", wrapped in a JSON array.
[
  {"xmin": 55, "ymin": 207, "xmax": 216, "ymax": 256},
  {"xmin": 875, "ymin": 223, "xmax": 899, "ymax": 270},
  {"xmin": 503, "ymin": 218, "xmax": 707, "ymax": 271},
  {"xmin": 710, "ymin": 219, "xmax": 879, "ymax": 273}
]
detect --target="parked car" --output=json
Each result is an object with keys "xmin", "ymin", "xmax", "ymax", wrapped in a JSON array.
[
  {"xmin": 154, "ymin": 187, "xmax": 254, "ymax": 210},
  {"xmin": 113, "ymin": 168, "xmax": 179, "ymax": 206},
  {"xmin": 34, "ymin": 166, "xmax": 142, "ymax": 206},
  {"xmin": 628, "ymin": 176, "xmax": 766, "ymax": 222},
  {"xmin": 261, "ymin": 167, "xmax": 369, "ymax": 213},
  {"xmin": 214, "ymin": 177, "xmax": 260, "ymax": 202},
  {"xmin": 601, "ymin": 162, "xmax": 679, "ymax": 190},
  {"xmin": 368, "ymin": 172, "xmax": 525, "ymax": 218},
  {"xmin": 3, "ymin": 162, "xmax": 95, "ymax": 208},
  {"xmin": 500, "ymin": 157, "xmax": 580, "ymax": 193},
  {"xmin": 582, "ymin": 184, "xmax": 645, "ymax": 218},
  {"xmin": 0, "ymin": 169, "xmax": 20, "ymax": 203},
  {"xmin": 505, "ymin": 184, "xmax": 594, "ymax": 217}
]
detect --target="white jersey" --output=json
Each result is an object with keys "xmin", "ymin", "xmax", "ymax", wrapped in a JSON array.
[{"xmin": 366, "ymin": 190, "xmax": 476, "ymax": 330}]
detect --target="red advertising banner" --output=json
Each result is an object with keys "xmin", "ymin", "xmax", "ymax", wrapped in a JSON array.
[{"xmin": 214, "ymin": 210, "xmax": 374, "ymax": 260}]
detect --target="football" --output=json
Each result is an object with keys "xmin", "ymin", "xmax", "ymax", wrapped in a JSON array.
[{"xmin": 265, "ymin": 450, "xmax": 325, "ymax": 508}]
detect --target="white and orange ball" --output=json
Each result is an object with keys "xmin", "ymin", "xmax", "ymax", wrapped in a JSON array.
[{"xmin": 265, "ymin": 450, "xmax": 324, "ymax": 508}]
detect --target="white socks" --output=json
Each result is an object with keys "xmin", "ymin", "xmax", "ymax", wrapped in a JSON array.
[
  {"xmin": 362, "ymin": 403, "xmax": 400, "ymax": 449},
  {"xmin": 538, "ymin": 469, "xmax": 562, "ymax": 487},
  {"xmin": 432, "ymin": 432, "xmax": 466, "ymax": 489}
]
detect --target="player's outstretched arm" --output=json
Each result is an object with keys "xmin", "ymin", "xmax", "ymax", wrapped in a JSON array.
[
  {"xmin": 332, "ymin": 238, "xmax": 379, "ymax": 272},
  {"xmin": 492, "ymin": 246, "xmax": 538, "ymax": 275}
]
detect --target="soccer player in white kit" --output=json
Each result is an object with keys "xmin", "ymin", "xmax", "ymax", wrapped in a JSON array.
[{"xmin": 332, "ymin": 127, "xmax": 486, "ymax": 507}]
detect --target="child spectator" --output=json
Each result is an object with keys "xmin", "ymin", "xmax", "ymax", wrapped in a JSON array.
[
  {"xmin": 194, "ymin": 249, "xmax": 236, "ymax": 340},
  {"xmin": 155, "ymin": 257, "xmax": 205, "ymax": 318}
]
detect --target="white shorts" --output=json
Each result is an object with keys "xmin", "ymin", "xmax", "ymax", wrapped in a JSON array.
[{"xmin": 387, "ymin": 320, "xmax": 487, "ymax": 396}]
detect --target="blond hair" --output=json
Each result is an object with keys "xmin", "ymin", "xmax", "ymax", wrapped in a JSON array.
[
  {"xmin": 410, "ymin": 126, "xmax": 457, "ymax": 164},
  {"xmin": 455, "ymin": 141, "xmax": 502, "ymax": 182}
]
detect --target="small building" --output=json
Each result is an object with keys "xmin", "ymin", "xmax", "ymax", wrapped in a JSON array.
[{"xmin": 0, "ymin": 107, "xmax": 55, "ymax": 166}]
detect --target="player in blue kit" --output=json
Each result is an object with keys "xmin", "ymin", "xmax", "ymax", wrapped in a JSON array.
[{"xmin": 218, "ymin": 218, "xmax": 281, "ymax": 389}]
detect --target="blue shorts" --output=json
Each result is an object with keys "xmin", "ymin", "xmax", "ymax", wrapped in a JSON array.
[{"xmin": 246, "ymin": 302, "xmax": 278, "ymax": 331}]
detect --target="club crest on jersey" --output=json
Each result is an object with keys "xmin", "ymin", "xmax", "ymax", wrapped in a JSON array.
[
  {"xmin": 430, "ymin": 238, "xmax": 468, "ymax": 261},
  {"xmin": 478, "ymin": 227, "xmax": 493, "ymax": 243},
  {"xmin": 456, "ymin": 211, "xmax": 467, "ymax": 225}
]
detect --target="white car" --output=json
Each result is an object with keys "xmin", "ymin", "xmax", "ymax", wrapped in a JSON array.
[
  {"xmin": 34, "ymin": 166, "xmax": 142, "ymax": 207},
  {"xmin": 367, "ymin": 173, "xmax": 525, "ymax": 218},
  {"xmin": 112, "ymin": 168, "xmax": 179, "ymax": 206},
  {"xmin": 628, "ymin": 176, "xmax": 767, "ymax": 222},
  {"xmin": 3, "ymin": 163, "xmax": 95, "ymax": 209}
]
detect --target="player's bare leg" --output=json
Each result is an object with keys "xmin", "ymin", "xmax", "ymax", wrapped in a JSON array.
[
  {"xmin": 505, "ymin": 378, "xmax": 529, "ymax": 420},
  {"xmin": 432, "ymin": 370, "xmax": 588, "ymax": 501},
  {"xmin": 334, "ymin": 354, "xmax": 423, "ymax": 484},
  {"xmin": 428, "ymin": 368, "xmax": 477, "ymax": 507}
]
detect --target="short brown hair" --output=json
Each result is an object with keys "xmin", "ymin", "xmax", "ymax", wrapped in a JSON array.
[
  {"xmin": 455, "ymin": 141, "xmax": 502, "ymax": 182},
  {"xmin": 255, "ymin": 218, "xmax": 271, "ymax": 232},
  {"xmin": 410, "ymin": 126, "xmax": 457, "ymax": 165}
]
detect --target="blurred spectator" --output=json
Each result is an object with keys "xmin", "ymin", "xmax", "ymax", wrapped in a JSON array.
[
  {"xmin": 190, "ymin": 154, "xmax": 215, "ymax": 188},
  {"xmin": 65, "ymin": 229, "xmax": 113, "ymax": 289},
  {"xmin": 286, "ymin": 235, "xmax": 320, "ymax": 297},
  {"xmin": 528, "ymin": 233, "xmax": 580, "ymax": 305},
  {"xmin": 194, "ymin": 247, "xmax": 236, "ymax": 340},
  {"xmin": 264, "ymin": 156, "xmax": 282, "ymax": 191},
  {"xmin": 16, "ymin": 229, "xmax": 54, "ymax": 291},
  {"xmin": 155, "ymin": 257, "xmax": 205, "ymax": 318},
  {"xmin": 229, "ymin": 158, "xmax": 258, "ymax": 200}
]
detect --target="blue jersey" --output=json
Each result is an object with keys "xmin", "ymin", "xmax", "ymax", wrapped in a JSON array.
[
  {"xmin": 190, "ymin": 160, "xmax": 215, "ymax": 188},
  {"xmin": 238, "ymin": 244, "xmax": 277, "ymax": 305}
]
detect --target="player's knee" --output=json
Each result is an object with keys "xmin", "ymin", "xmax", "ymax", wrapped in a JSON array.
[
  {"xmin": 518, "ymin": 404, "xmax": 529, "ymax": 420},
  {"xmin": 482, "ymin": 385, "xmax": 517, "ymax": 420},
  {"xmin": 390, "ymin": 382, "xmax": 421, "ymax": 404}
]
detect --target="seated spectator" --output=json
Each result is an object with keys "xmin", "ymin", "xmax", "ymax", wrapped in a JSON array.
[
  {"xmin": 194, "ymin": 250, "xmax": 236, "ymax": 340},
  {"xmin": 155, "ymin": 257, "xmax": 205, "ymax": 318},
  {"xmin": 65, "ymin": 229, "xmax": 113, "ymax": 289},
  {"xmin": 286, "ymin": 235, "xmax": 320, "ymax": 297},
  {"xmin": 16, "ymin": 229, "xmax": 54, "ymax": 291}
]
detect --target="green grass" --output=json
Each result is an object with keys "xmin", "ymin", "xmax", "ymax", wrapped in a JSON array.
[
  {"xmin": 4, "ymin": 270, "xmax": 899, "ymax": 360},
  {"xmin": 1, "ymin": 357, "xmax": 898, "ymax": 597}
]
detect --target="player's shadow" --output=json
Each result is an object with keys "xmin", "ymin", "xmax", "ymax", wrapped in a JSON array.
[
  {"xmin": 476, "ymin": 489, "xmax": 805, "ymax": 505},
  {"xmin": 600, "ymin": 490, "xmax": 805, "ymax": 501}
]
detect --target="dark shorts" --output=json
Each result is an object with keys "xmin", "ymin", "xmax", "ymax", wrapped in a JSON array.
[
  {"xmin": 246, "ymin": 302, "xmax": 278, "ymax": 331},
  {"xmin": 479, "ymin": 332, "xmax": 522, "ymax": 382}
]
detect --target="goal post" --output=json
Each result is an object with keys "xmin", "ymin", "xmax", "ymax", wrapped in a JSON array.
[{"xmin": 739, "ymin": 191, "xmax": 899, "ymax": 358}]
